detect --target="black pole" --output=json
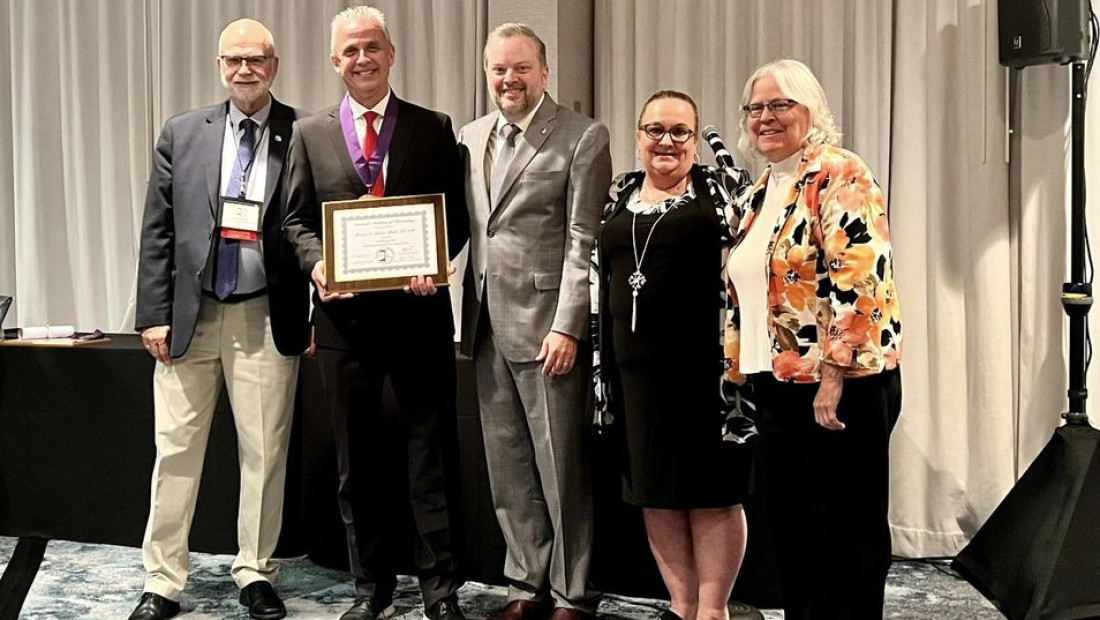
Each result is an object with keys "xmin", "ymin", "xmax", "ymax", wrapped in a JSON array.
[{"xmin": 1062, "ymin": 61, "xmax": 1092, "ymax": 426}]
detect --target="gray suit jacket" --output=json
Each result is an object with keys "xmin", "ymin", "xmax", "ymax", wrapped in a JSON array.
[
  {"xmin": 135, "ymin": 98, "xmax": 310, "ymax": 358},
  {"xmin": 458, "ymin": 96, "xmax": 611, "ymax": 361}
]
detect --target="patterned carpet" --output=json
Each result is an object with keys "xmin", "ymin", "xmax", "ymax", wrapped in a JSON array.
[{"xmin": 0, "ymin": 536, "xmax": 1002, "ymax": 619}]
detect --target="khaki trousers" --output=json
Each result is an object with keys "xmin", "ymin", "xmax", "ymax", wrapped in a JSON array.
[{"xmin": 141, "ymin": 295, "xmax": 298, "ymax": 601}]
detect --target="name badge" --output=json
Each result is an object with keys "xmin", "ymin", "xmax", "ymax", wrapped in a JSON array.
[{"xmin": 218, "ymin": 197, "xmax": 262, "ymax": 241}]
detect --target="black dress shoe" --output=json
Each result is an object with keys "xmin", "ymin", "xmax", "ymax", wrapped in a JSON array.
[
  {"xmin": 341, "ymin": 596, "xmax": 397, "ymax": 620},
  {"xmin": 239, "ymin": 581, "xmax": 287, "ymax": 620},
  {"xmin": 127, "ymin": 592, "xmax": 180, "ymax": 620},
  {"xmin": 424, "ymin": 596, "xmax": 466, "ymax": 620}
]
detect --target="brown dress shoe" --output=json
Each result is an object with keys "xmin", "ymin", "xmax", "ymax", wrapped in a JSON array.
[
  {"xmin": 489, "ymin": 600, "xmax": 552, "ymax": 620},
  {"xmin": 548, "ymin": 608, "xmax": 596, "ymax": 620}
]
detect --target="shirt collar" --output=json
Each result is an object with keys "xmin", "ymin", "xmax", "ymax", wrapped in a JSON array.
[
  {"xmin": 770, "ymin": 149, "xmax": 802, "ymax": 178},
  {"xmin": 349, "ymin": 88, "xmax": 392, "ymax": 121},
  {"xmin": 495, "ymin": 93, "xmax": 545, "ymax": 136},
  {"xmin": 228, "ymin": 97, "xmax": 272, "ymax": 131}
]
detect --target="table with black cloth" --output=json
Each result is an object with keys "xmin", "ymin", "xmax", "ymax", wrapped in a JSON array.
[{"xmin": 0, "ymin": 334, "xmax": 779, "ymax": 620}]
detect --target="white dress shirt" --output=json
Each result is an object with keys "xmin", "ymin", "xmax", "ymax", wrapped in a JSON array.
[{"xmin": 203, "ymin": 99, "xmax": 272, "ymax": 295}]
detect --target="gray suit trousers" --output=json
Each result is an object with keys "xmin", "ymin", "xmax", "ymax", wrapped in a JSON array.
[{"xmin": 474, "ymin": 317, "xmax": 600, "ymax": 612}]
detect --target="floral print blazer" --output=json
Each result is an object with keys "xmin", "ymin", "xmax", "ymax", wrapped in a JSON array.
[{"xmin": 726, "ymin": 143, "xmax": 902, "ymax": 384}]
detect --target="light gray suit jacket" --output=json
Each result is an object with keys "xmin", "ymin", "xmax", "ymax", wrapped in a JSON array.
[{"xmin": 458, "ymin": 96, "xmax": 611, "ymax": 362}]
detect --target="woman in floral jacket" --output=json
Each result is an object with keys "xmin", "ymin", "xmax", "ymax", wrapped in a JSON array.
[{"xmin": 726, "ymin": 59, "xmax": 902, "ymax": 620}]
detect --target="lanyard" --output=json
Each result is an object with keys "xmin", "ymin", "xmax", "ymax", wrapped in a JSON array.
[{"xmin": 228, "ymin": 118, "xmax": 267, "ymax": 198}]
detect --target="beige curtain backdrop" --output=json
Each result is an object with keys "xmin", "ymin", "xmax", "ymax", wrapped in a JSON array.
[
  {"xmin": 888, "ymin": 0, "xmax": 1017, "ymax": 557},
  {"xmin": 4, "ymin": 0, "xmax": 151, "ymax": 332},
  {"xmin": 891, "ymin": 0, "xmax": 1100, "ymax": 555},
  {"xmin": 0, "ymin": 2, "xmax": 14, "ymax": 313},
  {"xmin": 0, "ymin": 0, "xmax": 485, "ymax": 331}
]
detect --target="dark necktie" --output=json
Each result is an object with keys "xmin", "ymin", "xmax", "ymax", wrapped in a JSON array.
[
  {"xmin": 364, "ymin": 111, "xmax": 385, "ymax": 197},
  {"xmin": 215, "ymin": 118, "xmax": 256, "ymax": 300},
  {"xmin": 490, "ymin": 123, "xmax": 520, "ymax": 210}
]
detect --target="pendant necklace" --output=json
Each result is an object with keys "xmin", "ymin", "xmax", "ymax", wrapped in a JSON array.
[{"xmin": 630, "ymin": 196, "xmax": 673, "ymax": 333}]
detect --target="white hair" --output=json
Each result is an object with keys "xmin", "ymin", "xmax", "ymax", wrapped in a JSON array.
[
  {"xmin": 737, "ymin": 58, "xmax": 841, "ymax": 162},
  {"xmin": 330, "ymin": 5, "xmax": 391, "ymax": 53}
]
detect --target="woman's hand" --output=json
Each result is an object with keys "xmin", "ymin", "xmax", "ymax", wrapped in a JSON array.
[{"xmin": 814, "ymin": 363, "xmax": 846, "ymax": 430}]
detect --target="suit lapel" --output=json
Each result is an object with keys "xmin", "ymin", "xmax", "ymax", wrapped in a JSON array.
[
  {"xmin": 204, "ymin": 103, "xmax": 230, "ymax": 217},
  {"xmin": 324, "ymin": 106, "xmax": 368, "ymax": 194},
  {"xmin": 493, "ymin": 97, "xmax": 557, "ymax": 216},
  {"xmin": 385, "ymin": 98, "xmax": 413, "ymax": 195},
  {"xmin": 264, "ymin": 99, "xmax": 292, "ymax": 212},
  {"xmin": 466, "ymin": 114, "xmax": 495, "ymax": 220}
]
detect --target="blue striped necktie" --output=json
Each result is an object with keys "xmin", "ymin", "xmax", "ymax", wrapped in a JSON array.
[{"xmin": 215, "ymin": 118, "xmax": 256, "ymax": 300}]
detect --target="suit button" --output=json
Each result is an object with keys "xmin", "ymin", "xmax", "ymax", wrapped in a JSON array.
[{"xmin": 487, "ymin": 229, "xmax": 495, "ymax": 238}]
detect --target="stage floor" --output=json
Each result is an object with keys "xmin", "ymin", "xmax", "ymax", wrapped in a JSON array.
[{"xmin": 0, "ymin": 536, "xmax": 1001, "ymax": 619}]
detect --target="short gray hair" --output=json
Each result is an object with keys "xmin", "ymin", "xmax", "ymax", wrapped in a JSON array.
[
  {"xmin": 737, "ymin": 58, "xmax": 841, "ymax": 161},
  {"xmin": 484, "ymin": 23, "xmax": 547, "ymax": 70},
  {"xmin": 331, "ymin": 5, "xmax": 391, "ymax": 53}
]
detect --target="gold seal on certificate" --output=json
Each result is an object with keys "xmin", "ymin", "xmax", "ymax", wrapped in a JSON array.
[{"xmin": 322, "ymin": 194, "xmax": 450, "ymax": 293}]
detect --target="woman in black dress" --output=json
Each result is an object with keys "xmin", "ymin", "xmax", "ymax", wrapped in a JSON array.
[{"xmin": 592, "ymin": 90, "xmax": 753, "ymax": 620}]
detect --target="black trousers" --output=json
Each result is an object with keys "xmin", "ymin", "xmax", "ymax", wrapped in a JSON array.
[
  {"xmin": 314, "ymin": 298, "xmax": 461, "ymax": 608},
  {"xmin": 752, "ymin": 367, "xmax": 902, "ymax": 620}
]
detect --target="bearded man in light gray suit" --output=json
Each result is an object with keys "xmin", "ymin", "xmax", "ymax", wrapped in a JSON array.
[{"xmin": 457, "ymin": 23, "xmax": 611, "ymax": 620}]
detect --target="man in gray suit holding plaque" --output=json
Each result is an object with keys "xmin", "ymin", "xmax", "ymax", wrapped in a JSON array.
[{"xmin": 457, "ymin": 23, "xmax": 611, "ymax": 620}]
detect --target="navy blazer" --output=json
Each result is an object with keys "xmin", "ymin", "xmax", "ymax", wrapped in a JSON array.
[{"xmin": 135, "ymin": 97, "xmax": 310, "ymax": 358}]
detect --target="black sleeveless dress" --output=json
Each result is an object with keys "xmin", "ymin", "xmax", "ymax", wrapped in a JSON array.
[{"xmin": 600, "ymin": 179, "xmax": 751, "ymax": 509}]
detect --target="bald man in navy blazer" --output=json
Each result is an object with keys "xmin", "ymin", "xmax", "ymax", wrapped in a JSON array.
[{"xmin": 132, "ymin": 18, "xmax": 308, "ymax": 620}]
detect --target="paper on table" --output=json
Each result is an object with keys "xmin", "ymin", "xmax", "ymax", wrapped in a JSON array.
[{"xmin": 19, "ymin": 325, "xmax": 76, "ymax": 340}]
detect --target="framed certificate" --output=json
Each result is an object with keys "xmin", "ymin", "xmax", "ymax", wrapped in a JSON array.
[{"xmin": 322, "ymin": 194, "xmax": 450, "ymax": 293}]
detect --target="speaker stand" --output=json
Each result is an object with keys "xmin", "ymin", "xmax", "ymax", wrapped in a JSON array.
[{"xmin": 953, "ymin": 61, "xmax": 1100, "ymax": 620}]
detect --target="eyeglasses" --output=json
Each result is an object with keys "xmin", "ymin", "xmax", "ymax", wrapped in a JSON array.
[
  {"xmin": 219, "ymin": 55, "xmax": 272, "ymax": 70},
  {"xmin": 639, "ymin": 123, "xmax": 695, "ymax": 143},
  {"xmin": 741, "ymin": 99, "xmax": 799, "ymax": 118}
]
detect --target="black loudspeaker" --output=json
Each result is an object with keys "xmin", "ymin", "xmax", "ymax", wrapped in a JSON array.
[
  {"xmin": 998, "ymin": 0, "xmax": 1090, "ymax": 68},
  {"xmin": 953, "ymin": 425, "xmax": 1100, "ymax": 620}
]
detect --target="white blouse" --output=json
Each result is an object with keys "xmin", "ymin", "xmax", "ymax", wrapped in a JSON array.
[{"xmin": 727, "ymin": 151, "xmax": 801, "ymax": 374}]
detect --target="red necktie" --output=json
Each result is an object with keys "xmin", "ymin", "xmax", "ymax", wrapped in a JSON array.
[{"xmin": 364, "ymin": 111, "xmax": 385, "ymax": 197}]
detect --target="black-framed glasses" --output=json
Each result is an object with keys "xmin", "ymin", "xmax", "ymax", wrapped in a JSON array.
[
  {"xmin": 219, "ymin": 55, "xmax": 272, "ymax": 70},
  {"xmin": 639, "ymin": 123, "xmax": 695, "ymax": 143},
  {"xmin": 741, "ymin": 99, "xmax": 799, "ymax": 118}
]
